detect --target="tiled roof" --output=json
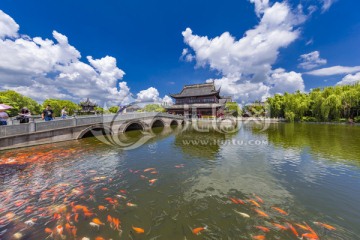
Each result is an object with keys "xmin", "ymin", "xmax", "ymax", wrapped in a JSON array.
[
  {"xmin": 80, "ymin": 98, "xmax": 97, "ymax": 107},
  {"xmin": 165, "ymin": 103, "xmax": 224, "ymax": 109},
  {"xmin": 170, "ymin": 82, "xmax": 220, "ymax": 98}
]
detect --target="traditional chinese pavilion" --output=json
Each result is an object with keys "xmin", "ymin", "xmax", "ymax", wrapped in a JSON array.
[
  {"xmin": 77, "ymin": 98, "xmax": 97, "ymax": 115},
  {"xmin": 165, "ymin": 82, "xmax": 232, "ymax": 118}
]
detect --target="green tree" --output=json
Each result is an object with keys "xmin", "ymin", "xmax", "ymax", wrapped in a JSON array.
[
  {"xmin": 0, "ymin": 90, "xmax": 41, "ymax": 117},
  {"xmin": 108, "ymin": 106, "xmax": 120, "ymax": 113},
  {"xmin": 94, "ymin": 106, "xmax": 104, "ymax": 114},
  {"xmin": 143, "ymin": 104, "xmax": 165, "ymax": 112},
  {"xmin": 266, "ymin": 83, "xmax": 360, "ymax": 122},
  {"xmin": 42, "ymin": 99, "xmax": 80, "ymax": 116},
  {"xmin": 225, "ymin": 102, "xmax": 241, "ymax": 117}
]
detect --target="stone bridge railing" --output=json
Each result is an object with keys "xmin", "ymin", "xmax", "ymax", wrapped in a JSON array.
[{"xmin": 0, "ymin": 112, "xmax": 183, "ymax": 138}]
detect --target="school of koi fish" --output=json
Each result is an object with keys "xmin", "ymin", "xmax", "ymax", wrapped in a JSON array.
[{"xmin": 0, "ymin": 140, "xmax": 340, "ymax": 239}]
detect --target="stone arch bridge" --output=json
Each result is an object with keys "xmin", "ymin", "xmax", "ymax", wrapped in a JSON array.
[{"xmin": 0, "ymin": 113, "xmax": 184, "ymax": 150}]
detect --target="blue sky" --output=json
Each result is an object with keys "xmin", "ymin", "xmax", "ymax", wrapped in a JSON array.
[{"xmin": 0, "ymin": 0, "xmax": 359, "ymax": 104}]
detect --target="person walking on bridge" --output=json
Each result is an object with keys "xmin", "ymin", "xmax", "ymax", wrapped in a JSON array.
[
  {"xmin": 42, "ymin": 105, "xmax": 54, "ymax": 121},
  {"xmin": 18, "ymin": 107, "xmax": 31, "ymax": 123},
  {"xmin": 61, "ymin": 107, "xmax": 68, "ymax": 119},
  {"xmin": 0, "ymin": 110, "xmax": 9, "ymax": 125}
]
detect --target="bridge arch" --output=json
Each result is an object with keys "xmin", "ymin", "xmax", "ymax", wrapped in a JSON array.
[
  {"xmin": 170, "ymin": 120, "xmax": 179, "ymax": 127},
  {"xmin": 123, "ymin": 120, "xmax": 146, "ymax": 132},
  {"xmin": 151, "ymin": 119, "xmax": 165, "ymax": 128},
  {"xmin": 77, "ymin": 124, "xmax": 113, "ymax": 139}
]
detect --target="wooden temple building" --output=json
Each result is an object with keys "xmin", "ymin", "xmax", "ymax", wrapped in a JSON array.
[
  {"xmin": 165, "ymin": 82, "xmax": 232, "ymax": 118},
  {"xmin": 76, "ymin": 98, "xmax": 97, "ymax": 115}
]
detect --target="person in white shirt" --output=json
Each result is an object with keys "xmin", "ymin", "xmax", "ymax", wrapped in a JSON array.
[
  {"xmin": 61, "ymin": 107, "xmax": 68, "ymax": 119},
  {"xmin": 0, "ymin": 111, "xmax": 9, "ymax": 125}
]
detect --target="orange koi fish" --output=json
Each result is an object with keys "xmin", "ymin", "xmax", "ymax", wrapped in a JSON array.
[
  {"xmin": 65, "ymin": 223, "xmax": 74, "ymax": 233},
  {"xmin": 252, "ymin": 236, "xmax": 265, "ymax": 240},
  {"xmin": 272, "ymin": 223, "xmax": 288, "ymax": 231},
  {"xmin": 230, "ymin": 198, "xmax": 239, "ymax": 204},
  {"xmin": 107, "ymin": 215, "xmax": 113, "ymax": 223},
  {"xmin": 56, "ymin": 225, "xmax": 63, "ymax": 235},
  {"xmin": 295, "ymin": 223, "xmax": 309, "ymax": 231},
  {"xmin": 144, "ymin": 168, "xmax": 156, "ymax": 172},
  {"xmin": 301, "ymin": 232, "xmax": 319, "ymax": 240},
  {"xmin": 254, "ymin": 209, "xmax": 269, "ymax": 217},
  {"xmin": 74, "ymin": 205, "xmax": 85, "ymax": 211},
  {"xmin": 132, "ymin": 226, "xmax": 145, "ymax": 234},
  {"xmin": 249, "ymin": 200, "xmax": 261, "ymax": 208},
  {"xmin": 150, "ymin": 171, "xmax": 158, "ymax": 174},
  {"xmin": 192, "ymin": 226, "xmax": 207, "ymax": 235},
  {"xmin": 74, "ymin": 213, "xmax": 79, "ymax": 222},
  {"xmin": 92, "ymin": 218, "xmax": 105, "ymax": 225},
  {"xmin": 253, "ymin": 194, "xmax": 264, "ymax": 203},
  {"xmin": 84, "ymin": 212, "xmax": 95, "ymax": 218},
  {"xmin": 255, "ymin": 226, "xmax": 270, "ymax": 232},
  {"xmin": 126, "ymin": 202, "xmax": 138, "ymax": 207},
  {"xmin": 65, "ymin": 213, "xmax": 71, "ymax": 222},
  {"xmin": 71, "ymin": 227, "xmax": 77, "ymax": 238},
  {"xmin": 119, "ymin": 189, "xmax": 127, "ymax": 194},
  {"xmin": 95, "ymin": 237, "xmax": 105, "ymax": 240},
  {"xmin": 113, "ymin": 218, "xmax": 120, "ymax": 230},
  {"xmin": 304, "ymin": 222, "xmax": 319, "ymax": 236},
  {"xmin": 24, "ymin": 206, "xmax": 34, "ymax": 214},
  {"xmin": 313, "ymin": 222, "xmax": 336, "ymax": 231},
  {"xmin": 287, "ymin": 223, "xmax": 299, "ymax": 237},
  {"xmin": 44, "ymin": 228, "xmax": 53, "ymax": 234},
  {"xmin": 149, "ymin": 179, "xmax": 158, "ymax": 184},
  {"xmin": 98, "ymin": 205, "xmax": 107, "ymax": 211},
  {"xmin": 271, "ymin": 207, "xmax": 288, "ymax": 215}
]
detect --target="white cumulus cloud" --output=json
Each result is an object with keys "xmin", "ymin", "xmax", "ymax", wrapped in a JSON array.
[
  {"xmin": 250, "ymin": 0, "xmax": 270, "ymax": 17},
  {"xmin": 306, "ymin": 66, "xmax": 360, "ymax": 76},
  {"xmin": 269, "ymin": 69, "xmax": 305, "ymax": 94},
  {"xmin": 182, "ymin": 1, "xmax": 306, "ymax": 102},
  {"xmin": 336, "ymin": 72, "xmax": 360, "ymax": 86},
  {"xmin": 0, "ymin": 10, "xmax": 19, "ymax": 39},
  {"xmin": 298, "ymin": 51, "xmax": 327, "ymax": 70},
  {"xmin": 162, "ymin": 95, "xmax": 173, "ymax": 105},
  {"xmin": 0, "ymin": 10, "xmax": 166, "ymax": 106},
  {"xmin": 136, "ymin": 87, "xmax": 160, "ymax": 103}
]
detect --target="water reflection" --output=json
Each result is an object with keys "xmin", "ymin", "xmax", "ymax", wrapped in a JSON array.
[
  {"xmin": 173, "ymin": 121, "xmax": 238, "ymax": 160},
  {"xmin": 255, "ymin": 123, "xmax": 360, "ymax": 165},
  {"xmin": 0, "ymin": 123, "xmax": 360, "ymax": 239}
]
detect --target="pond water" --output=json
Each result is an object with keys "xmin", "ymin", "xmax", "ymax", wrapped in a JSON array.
[{"xmin": 1, "ymin": 122, "xmax": 360, "ymax": 240}]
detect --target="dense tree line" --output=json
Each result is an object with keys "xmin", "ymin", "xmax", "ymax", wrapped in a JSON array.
[
  {"xmin": 43, "ymin": 99, "xmax": 80, "ymax": 116},
  {"xmin": 0, "ymin": 90, "xmax": 41, "ymax": 116},
  {"xmin": 3, "ymin": 84, "xmax": 360, "ymax": 122},
  {"xmin": 267, "ymin": 84, "xmax": 360, "ymax": 122},
  {"xmin": 0, "ymin": 90, "xmax": 167, "ymax": 117}
]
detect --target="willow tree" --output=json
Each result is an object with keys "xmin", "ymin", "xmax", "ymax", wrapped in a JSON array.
[{"xmin": 321, "ymin": 94, "xmax": 342, "ymax": 121}]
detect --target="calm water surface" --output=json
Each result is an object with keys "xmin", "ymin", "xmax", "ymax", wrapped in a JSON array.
[{"xmin": 1, "ymin": 122, "xmax": 360, "ymax": 240}]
